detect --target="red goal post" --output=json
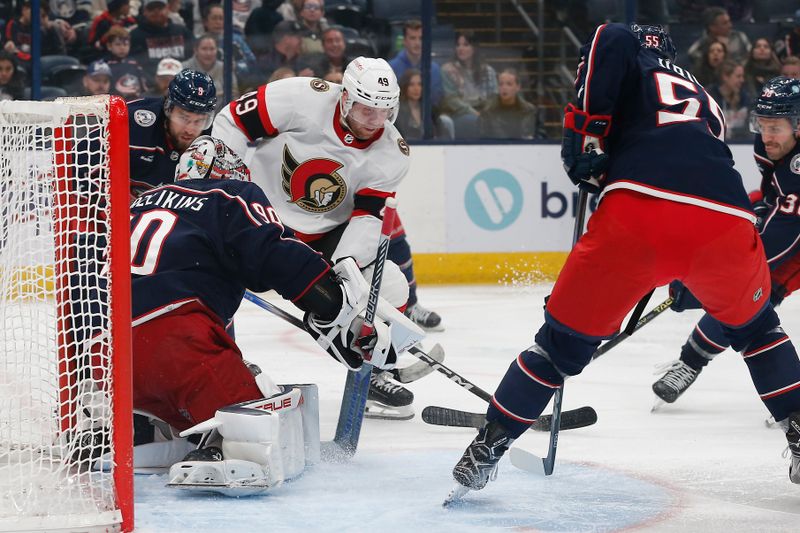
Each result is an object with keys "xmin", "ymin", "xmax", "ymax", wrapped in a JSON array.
[{"xmin": 0, "ymin": 96, "xmax": 133, "ymax": 532}]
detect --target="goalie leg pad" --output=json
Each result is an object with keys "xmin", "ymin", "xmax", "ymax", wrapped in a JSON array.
[{"xmin": 175, "ymin": 386, "xmax": 318, "ymax": 489}]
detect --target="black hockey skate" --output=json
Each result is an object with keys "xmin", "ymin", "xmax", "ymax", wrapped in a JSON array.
[
  {"xmin": 784, "ymin": 412, "xmax": 800, "ymax": 484},
  {"xmin": 652, "ymin": 359, "xmax": 702, "ymax": 404},
  {"xmin": 365, "ymin": 370, "xmax": 414, "ymax": 420},
  {"xmin": 180, "ymin": 446, "xmax": 223, "ymax": 462},
  {"xmin": 404, "ymin": 302, "xmax": 444, "ymax": 331},
  {"xmin": 452, "ymin": 420, "xmax": 515, "ymax": 490}
]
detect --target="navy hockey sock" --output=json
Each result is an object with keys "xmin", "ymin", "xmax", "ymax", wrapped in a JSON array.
[
  {"xmin": 487, "ymin": 347, "xmax": 564, "ymax": 438},
  {"xmin": 680, "ymin": 314, "xmax": 728, "ymax": 370}
]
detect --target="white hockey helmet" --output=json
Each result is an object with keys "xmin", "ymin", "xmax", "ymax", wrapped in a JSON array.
[
  {"xmin": 175, "ymin": 135, "xmax": 251, "ymax": 182},
  {"xmin": 340, "ymin": 56, "xmax": 400, "ymax": 124}
]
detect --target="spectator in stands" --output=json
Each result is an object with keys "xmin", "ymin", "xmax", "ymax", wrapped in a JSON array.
[
  {"xmin": 144, "ymin": 56, "xmax": 182, "ymax": 96},
  {"xmin": 88, "ymin": 0, "xmax": 136, "ymax": 57},
  {"xmin": 51, "ymin": 16, "xmax": 80, "ymax": 57},
  {"xmin": 782, "ymin": 56, "xmax": 800, "ymax": 79},
  {"xmin": 441, "ymin": 31, "xmax": 497, "ymax": 140},
  {"xmin": 254, "ymin": 20, "xmax": 307, "ymax": 80},
  {"xmin": 4, "ymin": 1, "xmax": 66, "ymax": 67},
  {"xmin": 297, "ymin": 0, "xmax": 327, "ymax": 55},
  {"xmin": 82, "ymin": 59, "xmax": 112, "ymax": 96},
  {"xmin": 0, "ymin": 50, "xmax": 24, "ymax": 100},
  {"xmin": 103, "ymin": 26, "xmax": 146, "ymax": 101},
  {"xmin": 395, "ymin": 68, "xmax": 453, "ymax": 141},
  {"xmin": 688, "ymin": 7, "xmax": 751, "ymax": 65},
  {"xmin": 298, "ymin": 26, "xmax": 348, "ymax": 78},
  {"xmin": 276, "ymin": 0, "xmax": 303, "ymax": 21},
  {"xmin": 49, "ymin": 0, "xmax": 92, "ymax": 26},
  {"xmin": 203, "ymin": 2, "xmax": 257, "ymax": 90},
  {"xmin": 267, "ymin": 66, "xmax": 295, "ymax": 82},
  {"xmin": 775, "ymin": 9, "xmax": 800, "ymax": 60},
  {"xmin": 322, "ymin": 67, "xmax": 342, "ymax": 83},
  {"xmin": 389, "ymin": 19, "xmax": 444, "ymax": 107},
  {"xmin": 245, "ymin": 0, "xmax": 284, "ymax": 59},
  {"xmin": 183, "ymin": 33, "xmax": 238, "ymax": 109},
  {"xmin": 692, "ymin": 39, "xmax": 727, "ymax": 87},
  {"xmin": 706, "ymin": 60, "xmax": 751, "ymax": 141},
  {"xmin": 480, "ymin": 68, "xmax": 543, "ymax": 140},
  {"xmin": 130, "ymin": 0, "xmax": 194, "ymax": 84},
  {"xmin": 230, "ymin": 0, "xmax": 260, "ymax": 33},
  {"xmin": 744, "ymin": 37, "xmax": 781, "ymax": 94}
]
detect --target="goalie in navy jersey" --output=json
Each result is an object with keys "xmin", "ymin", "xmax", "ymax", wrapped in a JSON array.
[
  {"xmin": 449, "ymin": 24, "xmax": 800, "ymax": 497},
  {"xmin": 130, "ymin": 136, "xmax": 405, "ymax": 490},
  {"xmin": 652, "ymin": 76, "xmax": 800, "ymax": 407}
]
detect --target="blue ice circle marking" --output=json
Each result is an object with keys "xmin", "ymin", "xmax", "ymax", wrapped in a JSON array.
[{"xmin": 464, "ymin": 169, "xmax": 523, "ymax": 230}]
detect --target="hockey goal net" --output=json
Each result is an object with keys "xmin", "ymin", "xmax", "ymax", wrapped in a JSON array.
[{"xmin": 0, "ymin": 96, "xmax": 132, "ymax": 532}]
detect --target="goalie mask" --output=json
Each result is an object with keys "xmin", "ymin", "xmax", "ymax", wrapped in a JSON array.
[
  {"xmin": 340, "ymin": 56, "xmax": 400, "ymax": 125},
  {"xmin": 175, "ymin": 136, "xmax": 251, "ymax": 182},
  {"xmin": 749, "ymin": 76, "xmax": 800, "ymax": 134},
  {"xmin": 630, "ymin": 23, "xmax": 677, "ymax": 62}
]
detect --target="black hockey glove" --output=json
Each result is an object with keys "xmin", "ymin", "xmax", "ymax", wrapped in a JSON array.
[
  {"xmin": 668, "ymin": 280, "xmax": 703, "ymax": 313},
  {"xmin": 752, "ymin": 200, "xmax": 770, "ymax": 232},
  {"xmin": 561, "ymin": 103, "xmax": 612, "ymax": 193}
]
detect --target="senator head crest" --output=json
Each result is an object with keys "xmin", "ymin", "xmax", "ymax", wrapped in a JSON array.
[{"xmin": 281, "ymin": 145, "xmax": 347, "ymax": 213}]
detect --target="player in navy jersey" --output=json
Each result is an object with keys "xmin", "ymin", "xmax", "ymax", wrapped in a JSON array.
[
  {"xmin": 652, "ymin": 76, "xmax": 800, "ymax": 406},
  {"xmin": 127, "ymin": 69, "xmax": 216, "ymax": 198},
  {"xmin": 448, "ymin": 25, "xmax": 800, "ymax": 498},
  {"xmin": 130, "ymin": 136, "xmax": 403, "ymax": 488}
]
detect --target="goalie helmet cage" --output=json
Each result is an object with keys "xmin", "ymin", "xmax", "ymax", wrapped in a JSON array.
[{"xmin": 0, "ymin": 96, "xmax": 133, "ymax": 532}]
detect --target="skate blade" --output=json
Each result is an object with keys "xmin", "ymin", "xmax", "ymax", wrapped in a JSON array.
[
  {"xmin": 364, "ymin": 402, "xmax": 414, "ymax": 420},
  {"xmin": 442, "ymin": 483, "xmax": 469, "ymax": 507},
  {"xmin": 651, "ymin": 397, "xmax": 667, "ymax": 413},
  {"xmin": 509, "ymin": 447, "xmax": 546, "ymax": 476}
]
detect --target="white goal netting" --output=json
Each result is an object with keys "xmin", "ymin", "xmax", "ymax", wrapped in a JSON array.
[{"xmin": 0, "ymin": 97, "xmax": 129, "ymax": 532}]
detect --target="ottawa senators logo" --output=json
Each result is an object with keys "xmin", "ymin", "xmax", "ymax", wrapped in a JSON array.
[{"xmin": 281, "ymin": 145, "xmax": 347, "ymax": 212}]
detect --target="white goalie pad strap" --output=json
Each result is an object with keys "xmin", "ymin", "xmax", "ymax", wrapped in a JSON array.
[{"xmin": 361, "ymin": 260, "xmax": 409, "ymax": 309}]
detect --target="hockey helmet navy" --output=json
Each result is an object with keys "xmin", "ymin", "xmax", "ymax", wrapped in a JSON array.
[
  {"xmin": 750, "ymin": 76, "xmax": 800, "ymax": 133},
  {"xmin": 166, "ymin": 69, "xmax": 217, "ymax": 115},
  {"xmin": 630, "ymin": 23, "xmax": 677, "ymax": 62}
]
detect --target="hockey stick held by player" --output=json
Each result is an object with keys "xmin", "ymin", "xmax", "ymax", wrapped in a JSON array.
[{"xmin": 449, "ymin": 25, "xmax": 800, "ymax": 499}]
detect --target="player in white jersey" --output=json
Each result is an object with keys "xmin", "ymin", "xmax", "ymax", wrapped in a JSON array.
[{"xmin": 213, "ymin": 57, "xmax": 418, "ymax": 418}]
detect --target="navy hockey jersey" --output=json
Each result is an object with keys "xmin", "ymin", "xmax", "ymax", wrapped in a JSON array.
[
  {"xmin": 576, "ymin": 23, "xmax": 754, "ymax": 222},
  {"xmin": 130, "ymin": 179, "xmax": 331, "ymax": 325},
  {"xmin": 127, "ymin": 97, "xmax": 183, "ymax": 196},
  {"xmin": 753, "ymin": 136, "xmax": 800, "ymax": 266}
]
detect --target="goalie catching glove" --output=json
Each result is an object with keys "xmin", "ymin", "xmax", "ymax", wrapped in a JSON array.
[
  {"xmin": 303, "ymin": 258, "xmax": 399, "ymax": 370},
  {"xmin": 561, "ymin": 103, "xmax": 612, "ymax": 193}
]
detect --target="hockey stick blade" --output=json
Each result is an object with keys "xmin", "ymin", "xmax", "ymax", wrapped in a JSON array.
[
  {"xmin": 509, "ymin": 447, "xmax": 546, "ymax": 476},
  {"xmin": 390, "ymin": 344, "xmax": 445, "ymax": 383},
  {"xmin": 421, "ymin": 405, "xmax": 597, "ymax": 432}
]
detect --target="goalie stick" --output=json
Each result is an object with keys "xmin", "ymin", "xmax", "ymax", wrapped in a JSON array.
[
  {"xmin": 241, "ymin": 291, "xmax": 444, "ymax": 384},
  {"xmin": 421, "ymin": 405, "xmax": 597, "ymax": 432},
  {"xmin": 332, "ymin": 197, "xmax": 398, "ymax": 457}
]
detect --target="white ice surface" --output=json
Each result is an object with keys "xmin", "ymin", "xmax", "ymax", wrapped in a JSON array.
[{"xmin": 134, "ymin": 284, "xmax": 800, "ymax": 532}]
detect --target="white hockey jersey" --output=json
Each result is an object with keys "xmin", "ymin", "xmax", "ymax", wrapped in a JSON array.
[{"xmin": 213, "ymin": 77, "xmax": 410, "ymax": 266}]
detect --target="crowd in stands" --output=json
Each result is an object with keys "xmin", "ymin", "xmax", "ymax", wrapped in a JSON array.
[{"xmin": 0, "ymin": 1, "xmax": 798, "ymax": 142}]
